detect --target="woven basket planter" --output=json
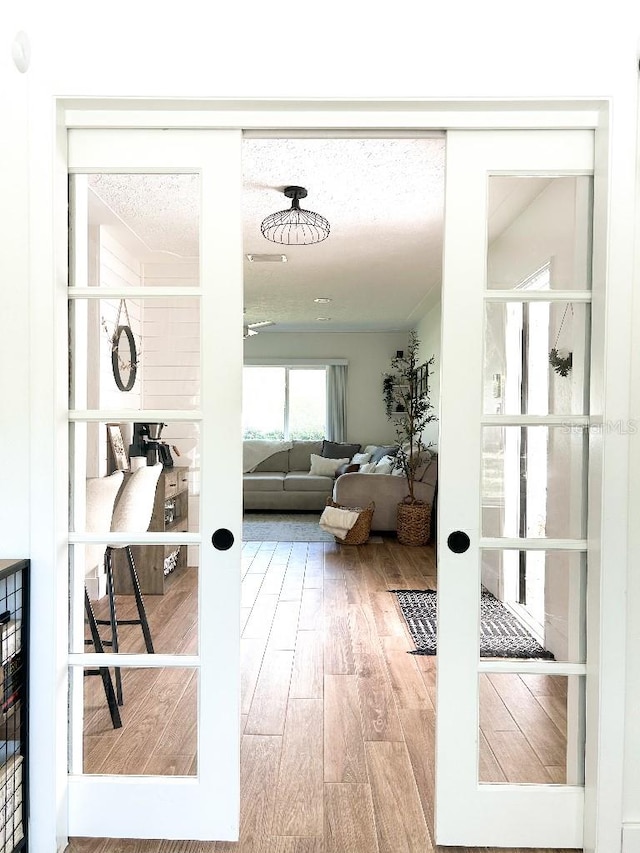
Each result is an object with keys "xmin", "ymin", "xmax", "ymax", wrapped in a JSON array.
[
  {"xmin": 396, "ymin": 500, "xmax": 431, "ymax": 546},
  {"xmin": 325, "ymin": 497, "xmax": 375, "ymax": 545}
]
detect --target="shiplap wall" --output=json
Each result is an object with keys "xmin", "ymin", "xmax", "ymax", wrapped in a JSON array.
[
  {"xmin": 142, "ymin": 261, "xmax": 200, "ymax": 562},
  {"xmin": 95, "ymin": 228, "xmax": 143, "ymax": 475}
]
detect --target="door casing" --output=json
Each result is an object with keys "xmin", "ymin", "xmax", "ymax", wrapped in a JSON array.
[{"xmin": 29, "ymin": 96, "xmax": 627, "ymax": 853}]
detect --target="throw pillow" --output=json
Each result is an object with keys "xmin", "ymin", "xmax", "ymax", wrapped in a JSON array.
[
  {"xmin": 351, "ymin": 452, "xmax": 372, "ymax": 465},
  {"xmin": 335, "ymin": 462, "xmax": 360, "ymax": 477},
  {"xmin": 369, "ymin": 444, "xmax": 399, "ymax": 464},
  {"xmin": 321, "ymin": 440, "xmax": 361, "ymax": 460},
  {"xmin": 359, "ymin": 462, "xmax": 376, "ymax": 473},
  {"xmin": 309, "ymin": 453, "xmax": 350, "ymax": 477},
  {"xmin": 374, "ymin": 455, "xmax": 395, "ymax": 475}
]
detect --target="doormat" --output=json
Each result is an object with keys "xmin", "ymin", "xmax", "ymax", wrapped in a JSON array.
[
  {"xmin": 243, "ymin": 512, "xmax": 383, "ymax": 543},
  {"xmin": 390, "ymin": 588, "xmax": 555, "ymax": 659}
]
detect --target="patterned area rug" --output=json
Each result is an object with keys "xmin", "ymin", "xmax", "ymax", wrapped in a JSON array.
[
  {"xmin": 243, "ymin": 511, "xmax": 384, "ymax": 543},
  {"xmin": 391, "ymin": 588, "xmax": 555, "ymax": 659}
]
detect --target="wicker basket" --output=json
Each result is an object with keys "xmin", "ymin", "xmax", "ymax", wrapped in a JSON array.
[
  {"xmin": 396, "ymin": 500, "xmax": 431, "ymax": 546},
  {"xmin": 325, "ymin": 497, "xmax": 375, "ymax": 545}
]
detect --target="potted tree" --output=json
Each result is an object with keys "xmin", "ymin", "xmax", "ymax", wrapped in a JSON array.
[{"xmin": 383, "ymin": 330, "xmax": 436, "ymax": 546}]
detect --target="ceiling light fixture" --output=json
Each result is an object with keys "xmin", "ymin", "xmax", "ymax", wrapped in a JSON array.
[
  {"xmin": 261, "ymin": 186, "xmax": 330, "ymax": 246},
  {"xmin": 314, "ymin": 297, "xmax": 332, "ymax": 304}
]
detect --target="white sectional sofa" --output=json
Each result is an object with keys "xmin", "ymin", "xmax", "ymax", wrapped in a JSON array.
[
  {"xmin": 243, "ymin": 439, "xmax": 437, "ymax": 537},
  {"xmin": 332, "ymin": 453, "xmax": 437, "ymax": 533},
  {"xmin": 243, "ymin": 440, "xmax": 337, "ymax": 511}
]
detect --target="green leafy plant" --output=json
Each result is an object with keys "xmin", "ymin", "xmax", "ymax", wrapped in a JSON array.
[
  {"xmin": 548, "ymin": 347, "xmax": 573, "ymax": 377},
  {"xmin": 383, "ymin": 330, "xmax": 437, "ymax": 504}
]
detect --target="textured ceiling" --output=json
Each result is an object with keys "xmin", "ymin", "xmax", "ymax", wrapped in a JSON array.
[
  {"xmin": 88, "ymin": 137, "xmax": 446, "ymax": 333},
  {"xmin": 89, "ymin": 173, "xmax": 200, "ymax": 258}
]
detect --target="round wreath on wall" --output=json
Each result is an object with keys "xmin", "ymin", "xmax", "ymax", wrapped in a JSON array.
[{"xmin": 102, "ymin": 299, "xmax": 139, "ymax": 392}]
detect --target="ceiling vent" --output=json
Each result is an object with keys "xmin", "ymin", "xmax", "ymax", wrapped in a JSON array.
[{"xmin": 246, "ymin": 253, "xmax": 288, "ymax": 263}]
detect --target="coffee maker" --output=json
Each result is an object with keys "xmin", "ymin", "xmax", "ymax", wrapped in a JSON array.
[{"xmin": 130, "ymin": 422, "xmax": 174, "ymax": 467}]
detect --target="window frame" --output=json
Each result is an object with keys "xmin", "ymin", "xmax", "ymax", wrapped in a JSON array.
[{"xmin": 242, "ymin": 363, "xmax": 329, "ymax": 441}]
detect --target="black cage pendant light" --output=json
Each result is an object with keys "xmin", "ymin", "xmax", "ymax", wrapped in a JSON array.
[{"xmin": 261, "ymin": 186, "xmax": 330, "ymax": 246}]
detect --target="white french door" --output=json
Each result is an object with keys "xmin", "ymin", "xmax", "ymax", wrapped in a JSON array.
[
  {"xmin": 437, "ymin": 130, "xmax": 595, "ymax": 848},
  {"xmin": 66, "ymin": 129, "xmax": 243, "ymax": 840}
]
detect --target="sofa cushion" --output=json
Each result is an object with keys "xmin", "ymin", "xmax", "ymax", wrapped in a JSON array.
[
  {"xmin": 252, "ymin": 449, "xmax": 291, "ymax": 473},
  {"xmin": 321, "ymin": 440, "xmax": 361, "ymax": 459},
  {"xmin": 289, "ymin": 440, "xmax": 323, "ymax": 471},
  {"xmin": 243, "ymin": 472, "xmax": 286, "ymax": 492},
  {"xmin": 309, "ymin": 454, "xmax": 349, "ymax": 476},
  {"xmin": 284, "ymin": 472, "xmax": 334, "ymax": 492}
]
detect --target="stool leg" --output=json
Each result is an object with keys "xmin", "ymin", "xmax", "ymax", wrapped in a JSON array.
[
  {"xmin": 104, "ymin": 548, "xmax": 123, "ymax": 705},
  {"xmin": 126, "ymin": 546, "xmax": 155, "ymax": 654},
  {"xmin": 84, "ymin": 588, "xmax": 122, "ymax": 729},
  {"xmin": 96, "ymin": 547, "xmax": 155, "ymax": 660}
]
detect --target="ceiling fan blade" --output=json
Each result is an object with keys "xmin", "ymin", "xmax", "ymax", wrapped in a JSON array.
[{"xmin": 248, "ymin": 320, "xmax": 274, "ymax": 329}]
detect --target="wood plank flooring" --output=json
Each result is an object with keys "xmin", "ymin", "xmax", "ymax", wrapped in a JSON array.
[{"xmin": 70, "ymin": 538, "xmax": 578, "ymax": 853}]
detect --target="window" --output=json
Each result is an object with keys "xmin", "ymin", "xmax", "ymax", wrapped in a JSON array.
[{"xmin": 242, "ymin": 366, "xmax": 327, "ymax": 440}]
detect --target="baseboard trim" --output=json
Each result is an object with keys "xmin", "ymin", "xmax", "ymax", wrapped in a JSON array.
[{"xmin": 623, "ymin": 823, "xmax": 640, "ymax": 853}]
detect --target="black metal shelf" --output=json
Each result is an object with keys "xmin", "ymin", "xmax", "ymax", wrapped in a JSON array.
[{"xmin": 0, "ymin": 559, "xmax": 29, "ymax": 853}]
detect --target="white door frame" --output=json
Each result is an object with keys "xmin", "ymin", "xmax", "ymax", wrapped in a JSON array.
[{"xmin": 29, "ymin": 95, "xmax": 632, "ymax": 853}]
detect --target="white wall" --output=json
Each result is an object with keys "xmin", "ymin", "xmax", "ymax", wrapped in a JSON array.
[
  {"xmin": 244, "ymin": 331, "xmax": 408, "ymax": 447},
  {"xmin": 2, "ymin": 4, "xmax": 640, "ymax": 851},
  {"xmin": 0, "ymin": 31, "xmax": 29, "ymax": 559}
]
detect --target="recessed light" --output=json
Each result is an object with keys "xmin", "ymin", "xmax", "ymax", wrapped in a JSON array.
[
  {"xmin": 316, "ymin": 317, "xmax": 331, "ymax": 322},
  {"xmin": 314, "ymin": 297, "xmax": 332, "ymax": 304},
  {"xmin": 245, "ymin": 253, "xmax": 288, "ymax": 263}
]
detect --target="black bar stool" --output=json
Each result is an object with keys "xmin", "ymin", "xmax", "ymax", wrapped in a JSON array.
[
  {"xmin": 94, "ymin": 463, "xmax": 163, "ymax": 705},
  {"xmin": 84, "ymin": 470, "xmax": 125, "ymax": 729}
]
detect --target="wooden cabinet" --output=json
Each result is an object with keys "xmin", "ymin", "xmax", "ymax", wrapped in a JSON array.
[{"xmin": 113, "ymin": 467, "xmax": 190, "ymax": 596}]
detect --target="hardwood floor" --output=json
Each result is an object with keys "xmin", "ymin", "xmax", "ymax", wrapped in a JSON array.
[{"xmin": 69, "ymin": 538, "xmax": 577, "ymax": 853}]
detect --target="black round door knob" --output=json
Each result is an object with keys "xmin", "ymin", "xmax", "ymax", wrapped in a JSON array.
[
  {"xmin": 211, "ymin": 528, "xmax": 235, "ymax": 551},
  {"xmin": 447, "ymin": 531, "xmax": 471, "ymax": 554}
]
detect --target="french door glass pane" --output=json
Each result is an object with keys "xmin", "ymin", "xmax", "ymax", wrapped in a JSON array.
[
  {"xmin": 80, "ymin": 665, "xmax": 197, "ymax": 776},
  {"xmin": 479, "ymin": 550, "xmax": 586, "ymax": 664},
  {"xmin": 479, "ymin": 673, "xmax": 585, "ymax": 785},
  {"xmin": 69, "ymin": 173, "xmax": 200, "ymax": 291},
  {"xmin": 68, "ymin": 297, "xmax": 201, "ymax": 412},
  {"xmin": 71, "ymin": 543, "xmax": 199, "ymax": 656},
  {"xmin": 482, "ymin": 425, "xmax": 587, "ymax": 539},
  {"xmin": 484, "ymin": 302, "xmax": 590, "ymax": 416},
  {"xmin": 68, "ymin": 174, "xmax": 204, "ymax": 671},
  {"xmin": 486, "ymin": 176, "xmax": 592, "ymax": 291}
]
